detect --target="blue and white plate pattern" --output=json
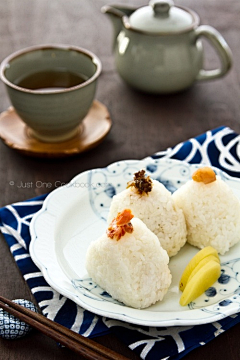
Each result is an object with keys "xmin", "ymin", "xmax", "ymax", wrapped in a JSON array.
[{"xmin": 29, "ymin": 157, "xmax": 240, "ymax": 326}]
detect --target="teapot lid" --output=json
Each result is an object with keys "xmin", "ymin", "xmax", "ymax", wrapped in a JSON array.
[{"xmin": 126, "ymin": 0, "xmax": 199, "ymax": 34}]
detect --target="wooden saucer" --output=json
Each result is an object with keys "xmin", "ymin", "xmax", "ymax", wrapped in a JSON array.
[{"xmin": 0, "ymin": 100, "xmax": 112, "ymax": 158}]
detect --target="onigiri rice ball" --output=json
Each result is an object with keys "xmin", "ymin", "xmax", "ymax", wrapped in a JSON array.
[
  {"xmin": 172, "ymin": 166, "xmax": 240, "ymax": 255},
  {"xmin": 107, "ymin": 170, "xmax": 187, "ymax": 257},
  {"xmin": 85, "ymin": 209, "xmax": 172, "ymax": 309}
]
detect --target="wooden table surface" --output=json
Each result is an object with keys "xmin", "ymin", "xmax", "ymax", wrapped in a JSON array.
[{"xmin": 0, "ymin": 0, "xmax": 240, "ymax": 359}]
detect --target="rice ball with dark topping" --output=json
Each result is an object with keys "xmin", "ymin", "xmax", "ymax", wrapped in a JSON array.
[{"xmin": 107, "ymin": 170, "xmax": 187, "ymax": 257}]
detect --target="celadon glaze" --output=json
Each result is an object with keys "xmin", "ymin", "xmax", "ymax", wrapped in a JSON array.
[
  {"xmin": 0, "ymin": 45, "xmax": 101, "ymax": 142},
  {"xmin": 115, "ymin": 29, "xmax": 204, "ymax": 94},
  {"xmin": 102, "ymin": 0, "xmax": 233, "ymax": 94}
]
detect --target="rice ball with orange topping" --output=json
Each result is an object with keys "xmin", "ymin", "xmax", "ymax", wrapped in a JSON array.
[
  {"xmin": 85, "ymin": 209, "xmax": 172, "ymax": 309},
  {"xmin": 172, "ymin": 167, "xmax": 240, "ymax": 255},
  {"xmin": 107, "ymin": 170, "xmax": 187, "ymax": 257}
]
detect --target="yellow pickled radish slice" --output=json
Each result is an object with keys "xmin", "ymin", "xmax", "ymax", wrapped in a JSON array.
[
  {"xmin": 187, "ymin": 255, "xmax": 220, "ymax": 284},
  {"xmin": 180, "ymin": 260, "xmax": 221, "ymax": 306},
  {"xmin": 179, "ymin": 246, "xmax": 219, "ymax": 292}
]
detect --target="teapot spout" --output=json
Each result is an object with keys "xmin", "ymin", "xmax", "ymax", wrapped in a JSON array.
[{"xmin": 101, "ymin": 5, "xmax": 135, "ymax": 49}]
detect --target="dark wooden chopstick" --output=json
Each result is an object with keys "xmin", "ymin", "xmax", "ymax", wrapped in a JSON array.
[{"xmin": 0, "ymin": 296, "xmax": 129, "ymax": 360}]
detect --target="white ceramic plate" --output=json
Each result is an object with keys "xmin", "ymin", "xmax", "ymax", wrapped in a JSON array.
[{"xmin": 29, "ymin": 158, "xmax": 240, "ymax": 326}]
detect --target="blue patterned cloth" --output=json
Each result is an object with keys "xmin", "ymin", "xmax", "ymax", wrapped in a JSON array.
[{"xmin": 0, "ymin": 126, "xmax": 240, "ymax": 359}]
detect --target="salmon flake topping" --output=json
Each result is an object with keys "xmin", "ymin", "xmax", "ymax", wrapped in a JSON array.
[{"xmin": 107, "ymin": 209, "xmax": 134, "ymax": 240}]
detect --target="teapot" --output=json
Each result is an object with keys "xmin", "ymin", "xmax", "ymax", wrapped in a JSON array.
[{"xmin": 102, "ymin": 0, "xmax": 233, "ymax": 94}]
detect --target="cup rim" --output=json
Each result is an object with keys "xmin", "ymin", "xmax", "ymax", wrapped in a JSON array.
[{"xmin": 0, "ymin": 44, "xmax": 102, "ymax": 94}]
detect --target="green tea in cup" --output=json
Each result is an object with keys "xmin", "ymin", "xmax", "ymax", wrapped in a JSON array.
[{"xmin": 0, "ymin": 44, "xmax": 102, "ymax": 142}]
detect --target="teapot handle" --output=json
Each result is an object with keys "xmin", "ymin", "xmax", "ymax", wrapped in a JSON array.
[{"xmin": 195, "ymin": 25, "xmax": 233, "ymax": 81}]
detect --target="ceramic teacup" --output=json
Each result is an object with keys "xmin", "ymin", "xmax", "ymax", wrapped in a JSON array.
[{"xmin": 0, "ymin": 44, "xmax": 102, "ymax": 142}]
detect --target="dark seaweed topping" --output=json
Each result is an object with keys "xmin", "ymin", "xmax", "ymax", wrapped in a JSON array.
[{"xmin": 127, "ymin": 169, "xmax": 152, "ymax": 195}]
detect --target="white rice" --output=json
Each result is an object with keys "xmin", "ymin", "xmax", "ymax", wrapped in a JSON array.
[
  {"xmin": 107, "ymin": 180, "xmax": 187, "ymax": 257},
  {"xmin": 85, "ymin": 217, "xmax": 172, "ymax": 309},
  {"xmin": 172, "ymin": 176, "xmax": 240, "ymax": 255}
]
